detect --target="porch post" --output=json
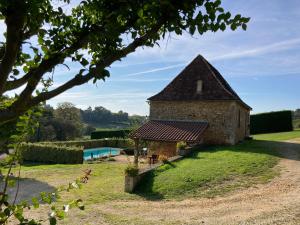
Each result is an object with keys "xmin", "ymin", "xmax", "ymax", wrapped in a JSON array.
[{"xmin": 134, "ymin": 138, "xmax": 139, "ymax": 166}]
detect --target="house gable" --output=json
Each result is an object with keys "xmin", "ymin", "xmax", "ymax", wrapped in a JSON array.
[{"xmin": 148, "ymin": 55, "xmax": 251, "ymax": 110}]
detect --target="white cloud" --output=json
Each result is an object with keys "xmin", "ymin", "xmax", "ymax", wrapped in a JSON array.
[
  {"xmin": 210, "ymin": 38, "xmax": 300, "ymax": 61},
  {"xmin": 123, "ymin": 63, "xmax": 187, "ymax": 77}
]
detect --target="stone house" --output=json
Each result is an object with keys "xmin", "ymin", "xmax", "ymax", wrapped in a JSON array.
[{"xmin": 130, "ymin": 55, "xmax": 251, "ymax": 157}]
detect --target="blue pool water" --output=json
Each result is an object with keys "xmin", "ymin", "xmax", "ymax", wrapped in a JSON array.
[{"xmin": 84, "ymin": 147, "xmax": 121, "ymax": 160}]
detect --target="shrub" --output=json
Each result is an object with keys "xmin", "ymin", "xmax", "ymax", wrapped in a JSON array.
[
  {"xmin": 250, "ymin": 110, "xmax": 293, "ymax": 134},
  {"xmin": 39, "ymin": 138, "xmax": 134, "ymax": 149},
  {"xmin": 19, "ymin": 143, "xmax": 83, "ymax": 164},
  {"xmin": 91, "ymin": 129, "xmax": 132, "ymax": 139},
  {"xmin": 124, "ymin": 164, "xmax": 139, "ymax": 177},
  {"xmin": 159, "ymin": 155, "xmax": 168, "ymax": 164},
  {"xmin": 176, "ymin": 141, "xmax": 187, "ymax": 150}
]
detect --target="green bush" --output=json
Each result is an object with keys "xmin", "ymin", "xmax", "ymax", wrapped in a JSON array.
[
  {"xmin": 19, "ymin": 143, "xmax": 83, "ymax": 164},
  {"xmin": 124, "ymin": 164, "xmax": 139, "ymax": 177},
  {"xmin": 91, "ymin": 129, "xmax": 132, "ymax": 139},
  {"xmin": 176, "ymin": 141, "xmax": 187, "ymax": 150},
  {"xmin": 39, "ymin": 138, "xmax": 134, "ymax": 149},
  {"xmin": 250, "ymin": 110, "xmax": 293, "ymax": 134}
]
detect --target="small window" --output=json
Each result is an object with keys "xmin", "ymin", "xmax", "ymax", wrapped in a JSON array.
[{"xmin": 197, "ymin": 80, "xmax": 203, "ymax": 93}]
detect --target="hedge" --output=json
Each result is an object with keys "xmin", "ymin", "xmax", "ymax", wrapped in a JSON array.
[
  {"xmin": 19, "ymin": 143, "xmax": 83, "ymax": 164},
  {"xmin": 91, "ymin": 129, "xmax": 132, "ymax": 139},
  {"xmin": 250, "ymin": 110, "xmax": 293, "ymax": 134},
  {"xmin": 39, "ymin": 138, "xmax": 135, "ymax": 149}
]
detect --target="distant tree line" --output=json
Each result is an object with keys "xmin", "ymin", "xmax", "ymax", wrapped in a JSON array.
[{"xmin": 30, "ymin": 102, "xmax": 146, "ymax": 142}]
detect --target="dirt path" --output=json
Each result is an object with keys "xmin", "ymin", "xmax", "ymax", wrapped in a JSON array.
[{"xmin": 95, "ymin": 138, "xmax": 300, "ymax": 225}]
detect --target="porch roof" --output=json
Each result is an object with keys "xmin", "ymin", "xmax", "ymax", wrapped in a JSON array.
[{"xmin": 130, "ymin": 120, "xmax": 208, "ymax": 142}]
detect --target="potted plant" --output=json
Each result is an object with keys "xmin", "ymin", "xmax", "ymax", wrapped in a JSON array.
[
  {"xmin": 177, "ymin": 141, "xmax": 187, "ymax": 156},
  {"xmin": 124, "ymin": 164, "xmax": 139, "ymax": 193}
]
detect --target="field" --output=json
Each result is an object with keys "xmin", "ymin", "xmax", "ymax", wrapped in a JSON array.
[{"xmin": 6, "ymin": 130, "xmax": 300, "ymax": 224}]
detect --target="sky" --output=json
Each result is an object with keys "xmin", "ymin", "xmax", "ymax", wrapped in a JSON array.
[{"xmin": 1, "ymin": 0, "xmax": 300, "ymax": 115}]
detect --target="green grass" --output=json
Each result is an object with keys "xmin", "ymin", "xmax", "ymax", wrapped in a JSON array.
[
  {"xmin": 6, "ymin": 130, "xmax": 300, "ymax": 207},
  {"xmin": 135, "ymin": 140, "xmax": 280, "ymax": 199},
  {"xmin": 253, "ymin": 129, "xmax": 300, "ymax": 141},
  {"xmin": 16, "ymin": 163, "xmax": 139, "ymax": 204}
]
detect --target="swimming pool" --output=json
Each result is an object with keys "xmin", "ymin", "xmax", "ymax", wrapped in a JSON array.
[{"xmin": 83, "ymin": 147, "xmax": 121, "ymax": 160}]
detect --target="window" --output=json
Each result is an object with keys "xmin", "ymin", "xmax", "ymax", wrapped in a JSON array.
[{"xmin": 197, "ymin": 80, "xmax": 203, "ymax": 93}]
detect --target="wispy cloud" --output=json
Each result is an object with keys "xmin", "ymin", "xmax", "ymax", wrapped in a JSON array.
[
  {"xmin": 124, "ymin": 63, "xmax": 187, "ymax": 77},
  {"xmin": 111, "ymin": 78, "xmax": 171, "ymax": 82},
  {"xmin": 210, "ymin": 38, "xmax": 300, "ymax": 61}
]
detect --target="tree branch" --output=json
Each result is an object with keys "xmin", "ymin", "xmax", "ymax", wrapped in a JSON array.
[
  {"xmin": 0, "ymin": 0, "xmax": 26, "ymax": 94},
  {"xmin": 31, "ymin": 22, "xmax": 164, "ymax": 105}
]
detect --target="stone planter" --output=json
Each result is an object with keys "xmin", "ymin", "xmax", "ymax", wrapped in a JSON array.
[{"xmin": 124, "ymin": 174, "xmax": 143, "ymax": 193}]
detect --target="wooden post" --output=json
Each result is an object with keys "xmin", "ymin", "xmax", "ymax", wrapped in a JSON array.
[{"xmin": 134, "ymin": 138, "xmax": 139, "ymax": 166}]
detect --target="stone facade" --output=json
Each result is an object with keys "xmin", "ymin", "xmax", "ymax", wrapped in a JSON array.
[
  {"xmin": 148, "ymin": 141, "xmax": 177, "ymax": 157},
  {"xmin": 149, "ymin": 100, "xmax": 250, "ymax": 145}
]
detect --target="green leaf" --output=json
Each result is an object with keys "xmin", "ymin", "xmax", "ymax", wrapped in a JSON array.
[
  {"xmin": 230, "ymin": 23, "xmax": 237, "ymax": 30},
  {"xmin": 56, "ymin": 210, "xmax": 65, "ymax": 219},
  {"xmin": 49, "ymin": 216, "xmax": 57, "ymax": 225},
  {"xmin": 13, "ymin": 69, "xmax": 20, "ymax": 75},
  {"xmin": 220, "ymin": 23, "xmax": 226, "ymax": 31},
  {"xmin": 242, "ymin": 23, "xmax": 247, "ymax": 31},
  {"xmin": 137, "ymin": 9, "xmax": 143, "ymax": 18},
  {"xmin": 32, "ymin": 197, "xmax": 39, "ymax": 209},
  {"xmin": 80, "ymin": 58, "xmax": 89, "ymax": 67}
]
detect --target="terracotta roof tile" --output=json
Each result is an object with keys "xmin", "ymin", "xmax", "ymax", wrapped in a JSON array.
[{"xmin": 130, "ymin": 120, "xmax": 208, "ymax": 142}]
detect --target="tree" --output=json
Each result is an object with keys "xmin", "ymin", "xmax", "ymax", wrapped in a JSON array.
[{"xmin": 0, "ymin": 0, "xmax": 250, "ymax": 125}]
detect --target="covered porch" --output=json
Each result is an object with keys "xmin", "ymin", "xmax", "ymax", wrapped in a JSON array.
[{"xmin": 130, "ymin": 120, "xmax": 208, "ymax": 166}]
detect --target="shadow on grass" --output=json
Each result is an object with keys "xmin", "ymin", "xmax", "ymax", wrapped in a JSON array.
[
  {"xmin": 133, "ymin": 139, "xmax": 300, "ymax": 200},
  {"xmin": 1, "ymin": 177, "xmax": 55, "ymax": 204}
]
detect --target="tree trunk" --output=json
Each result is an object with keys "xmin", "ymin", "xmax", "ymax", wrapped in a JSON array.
[{"xmin": 134, "ymin": 139, "xmax": 139, "ymax": 166}]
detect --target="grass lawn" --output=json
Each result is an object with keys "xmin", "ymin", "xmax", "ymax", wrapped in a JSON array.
[
  {"xmin": 135, "ymin": 140, "xmax": 280, "ymax": 199},
  {"xmin": 253, "ymin": 129, "xmax": 300, "ymax": 141},
  {"xmin": 5, "ymin": 130, "xmax": 300, "ymax": 223}
]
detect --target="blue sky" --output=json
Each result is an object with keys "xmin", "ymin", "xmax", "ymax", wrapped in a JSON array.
[{"xmin": 2, "ymin": 0, "xmax": 300, "ymax": 115}]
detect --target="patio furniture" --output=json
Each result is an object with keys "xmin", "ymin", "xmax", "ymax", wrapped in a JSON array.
[{"xmin": 148, "ymin": 154, "xmax": 158, "ymax": 165}]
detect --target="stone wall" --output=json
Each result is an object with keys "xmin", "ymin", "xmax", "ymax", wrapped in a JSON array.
[
  {"xmin": 149, "ymin": 100, "xmax": 250, "ymax": 145},
  {"xmin": 234, "ymin": 102, "xmax": 250, "ymax": 142},
  {"xmin": 148, "ymin": 141, "xmax": 177, "ymax": 158}
]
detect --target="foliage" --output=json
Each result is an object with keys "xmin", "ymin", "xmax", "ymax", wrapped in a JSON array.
[
  {"xmin": 40, "ymin": 138, "xmax": 135, "ymax": 149},
  {"xmin": 124, "ymin": 164, "xmax": 139, "ymax": 177},
  {"xmin": 19, "ymin": 143, "xmax": 84, "ymax": 164},
  {"xmin": 30, "ymin": 104, "xmax": 83, "ymax": 141},
  {"xmin": 53, "ymin": 102, "xmax": 83, "ymax": 139},
  {"xmin": 83, "ymin": 124, "xmax": 96, "ymax": 136},
  {"xmin": 0, "ymin": 107, "xmax": 90, "ymax": 224},
  {"xmin": 0, "ymin": 0, "xmax": 250, "ymax": 125},
  {"xmin": 81, "ymin": 106, "xmax": 146, "ymax": 128},
  {"xmin": 250, "ymin": 110, "xmax": 293, "ymax": 134},
  {"xmin": 91, "ymin": 129, "xmax": 132, "ymax": 139},
  {"xmin": 176, "ymin": 141, "xmax": 187, "ymax": 150},
  {"xmin": 158, "ymin": 155, "xmax": 168, "ymax": 163}
]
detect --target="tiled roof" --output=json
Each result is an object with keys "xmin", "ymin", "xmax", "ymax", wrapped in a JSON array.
[
  {"xmin": 130, "ymin": 120, "xmax": 208, "ymax": 142},
  {"xmin": 148, "ymin": 55, "xmax": 251, "ymax": 110}
]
